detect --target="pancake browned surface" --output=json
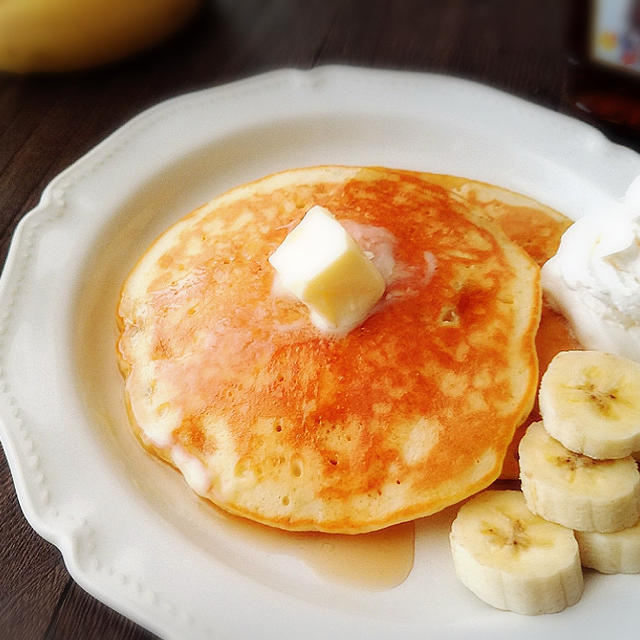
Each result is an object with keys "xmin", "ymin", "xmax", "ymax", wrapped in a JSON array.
[
  {"xmin": 117, "ymin": 166, "xmax": 541, "ymax": 533},
  {"xmin": 438, "ymin": 177, "xmax": 580, "ymax": 479}
]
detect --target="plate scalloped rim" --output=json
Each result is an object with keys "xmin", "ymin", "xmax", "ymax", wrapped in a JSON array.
[{"xmin": 1, "ymin": 65, "xmax": 640, "ymax": 639}]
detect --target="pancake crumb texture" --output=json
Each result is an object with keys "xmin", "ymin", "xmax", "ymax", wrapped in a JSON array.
[{"xmin": 117, "ymin": 166, "xmax": 541, "ymax": 533}]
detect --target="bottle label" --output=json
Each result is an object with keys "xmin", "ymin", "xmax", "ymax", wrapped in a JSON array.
[{"xmin": 592, "ymin": 0, "xmax": 640, "ymax": 74}]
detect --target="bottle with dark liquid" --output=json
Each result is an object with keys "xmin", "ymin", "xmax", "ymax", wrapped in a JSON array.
[{"xmin": 568, "ymin": 0, "xmax": 640, "ymax": 146}]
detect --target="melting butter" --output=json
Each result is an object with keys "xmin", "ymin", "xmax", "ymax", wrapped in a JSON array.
[{"xmin": 269, "ymin": 205, "xmax": 386, "ymax": 335}]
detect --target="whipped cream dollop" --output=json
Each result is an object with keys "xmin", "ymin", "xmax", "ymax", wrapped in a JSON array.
[{"xmin": 542, "ymin": 177, "xmax": 640, "ymax": 361}]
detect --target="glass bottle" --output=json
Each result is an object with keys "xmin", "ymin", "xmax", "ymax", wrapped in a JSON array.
[{"xmin": 567, "ymin": 0, "xmax": 640, "ymax": 143}]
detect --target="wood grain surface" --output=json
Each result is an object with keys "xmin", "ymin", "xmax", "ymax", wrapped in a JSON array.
[{"xmin": 1, "ymin": 1, "xmax": 638, "ymax": 638}]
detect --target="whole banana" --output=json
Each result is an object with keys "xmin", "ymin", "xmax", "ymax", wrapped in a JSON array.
[{"xmin": 0, "ymin": 0, "xmax": 202, "ymax": 73}]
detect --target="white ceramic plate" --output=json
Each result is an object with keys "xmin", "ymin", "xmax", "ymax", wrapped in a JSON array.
[{"xmin": 1, "ymin": 66, "xmax": 639, "ymax": 639}]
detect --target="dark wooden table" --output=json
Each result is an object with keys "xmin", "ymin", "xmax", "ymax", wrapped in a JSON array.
[{"xmin": 1, "ymin": 1, "xmax": 638, "ymax": 638}]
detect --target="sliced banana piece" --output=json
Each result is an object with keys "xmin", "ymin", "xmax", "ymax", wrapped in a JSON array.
[
  {"xmin": 539, "ymin": 350, "xmax": 640, "ymax": 459},
  {"xmin": 519, "ymin": 421, "xmax": 640, "ymax": 532},
  {"xmin": 575, "ymin": 517, "xmax": 640, "ymax": 574},
  {"xmin": 449, "ymin": 489, "xmax": 583, "ymax": 615}
]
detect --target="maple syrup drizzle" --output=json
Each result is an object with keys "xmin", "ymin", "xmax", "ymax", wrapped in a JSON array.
[{"xmin": 214, "ymin": 509, "xmax": 415, "ymax": 589}]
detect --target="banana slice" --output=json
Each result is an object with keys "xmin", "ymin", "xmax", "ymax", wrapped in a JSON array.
[
  {"xmin": 519, "ymin": 421, "xmax": 640, "ymax": 532},
  {"xmin": 539, "ymin": 350, "xmax": 640, "ymax": 459},
  {"xmin": 449, "ymin": 489, "xmax": 583, "ymax": 615},
  {"xmin": 575, "ymin": 517, "xmax": 640, "ymax": 574}
]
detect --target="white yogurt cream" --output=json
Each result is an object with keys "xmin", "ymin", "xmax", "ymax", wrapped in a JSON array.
[{"xmin": 541, "ymin": 177, "xmax": 640, "ymax": 361}]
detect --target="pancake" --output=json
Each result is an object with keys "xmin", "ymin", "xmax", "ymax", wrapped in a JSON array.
[
  {"xmin": 117, "ymin": 166, "xmax": 541, "ymax": 533},
  {"xmin": 444, "ymin": 177, "xmax": 573, "ymax": 268},
  {"xmin": 439, "ymin": 178, "xmax": 580, "ymax": 479}
]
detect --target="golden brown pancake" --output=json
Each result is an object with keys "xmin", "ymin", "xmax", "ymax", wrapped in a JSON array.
[
  {"xmin": 117, "ymin": 166, "xmax": 541, "ymax": 533},
  {"xmin": 444, "ymin": 178, "xmax": 581, "ymax": 479},
  {"xmin": 443, "ymin": 177, "xmax": 573, "ymax": 268}
]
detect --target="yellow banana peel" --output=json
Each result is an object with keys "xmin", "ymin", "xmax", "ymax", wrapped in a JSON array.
[{"xmin": 0, "ymin": 0, "xmax": 202, "ymax": 73}]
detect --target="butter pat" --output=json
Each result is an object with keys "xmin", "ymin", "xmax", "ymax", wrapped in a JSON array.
[{"xmin": 269, "ymin": 205, "xmax": 386, "ymax": 334}]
